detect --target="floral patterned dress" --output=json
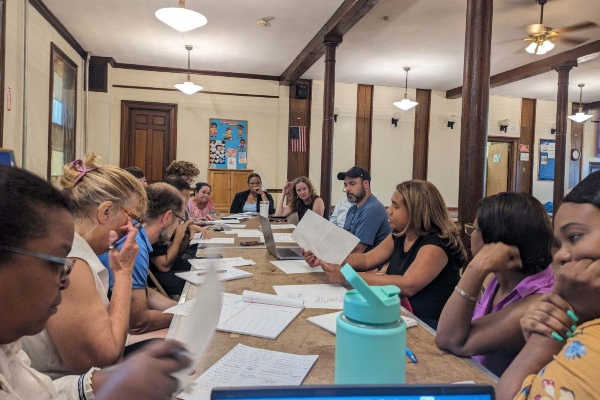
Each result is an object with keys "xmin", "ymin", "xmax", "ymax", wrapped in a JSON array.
[{"xmin": 515, "ymin": 319, "xmax": 600, "ymax": 400}]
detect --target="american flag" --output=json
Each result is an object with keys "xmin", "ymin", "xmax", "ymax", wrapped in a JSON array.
[{"xmin": 289, "ymin": 126, "xmax": 308, "ymax": 153}]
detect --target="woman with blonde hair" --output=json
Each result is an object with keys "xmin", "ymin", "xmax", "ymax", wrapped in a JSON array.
[
  {"xmin": 274, "ymin": 176, "xmax": 324, "ymax": 220},
  {"xmin": 306, "ymin": 180, "xmax": 466, "ymax": 329},
  {"xmin": 22, "ymin": 153, "xmax": 148, "ymax": 377}
]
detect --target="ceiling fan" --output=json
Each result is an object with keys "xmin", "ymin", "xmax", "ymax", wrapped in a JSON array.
[
  {"xmin": 257, "ymin": 17, "xmax": 275, "ymax": 27},
  {"xmin": 523, "ymin": 0, "xmax": 598, "ymax": 55}
]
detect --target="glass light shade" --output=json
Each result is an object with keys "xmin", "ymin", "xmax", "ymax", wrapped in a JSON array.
[
  {"xmin": 541, "ymin": 40, "xmax": 555, "ymax": 52},
  {"xmin": 393, "ymin": 98, "xmax": 418, "ymax": 110},
  {"xmin": 525, "ymin": 42, "xmax": 538, "ymax": 54},
  {"xmin": 175, "ymin": 80, "xmax": 203, "ymax": 95},
  {"xmin": 568, "ymin": 112, "xmax": 593, "ymax": 122},
  {"xmin": 155, "ymin": 7, "xmax": 207, "ymax": 32}
]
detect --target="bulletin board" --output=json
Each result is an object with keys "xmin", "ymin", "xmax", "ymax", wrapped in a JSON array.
[
  {"xmin": 0, "ymin": 148, "xmax": 16, "ymax": 167},
  {"xmin": 208, "ymin": 119, "xmax": 248, "ymax": 170},
  {"xmin": 538, "ymin": 139, "xmax": 555, "ymax": 181}
]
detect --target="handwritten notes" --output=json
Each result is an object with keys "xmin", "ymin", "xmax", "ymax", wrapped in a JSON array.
[
  {"xmin": 307, "ymin": 311, "xmax": 417, "ymax": 334},
  {"xmin": 178, "ymin": 344, "xmax": 318, "ymax": 400},
  {"xmin": 273, "ymin": 284, "xmax": 347, "ymax": 309},
  {"xmin": 291, "ymin": 210, "xmax": 359, "ymax": 264},
  {"xmin": 269, "ymin": 260, "xmax": 323, "ymax": 274}
]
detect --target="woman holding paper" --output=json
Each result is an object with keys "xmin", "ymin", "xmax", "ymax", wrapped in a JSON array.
[
  {"xmin": 435, "ymin": 192, "xmax": 554, "ymax": 377},
  {"xmin": 305, "ymin": 180, "xmax": 465, "ymax": 329},
  {"xmin": 274, "ymin": 176, "xmax": 324, "ymax": 220},
  {"xmin": 21, "ymin": 154, "xmax": 150, "ymax": 377},
  {"xmin": 0, "ymin": 164, "xmax": 190, "ymax": 399}
]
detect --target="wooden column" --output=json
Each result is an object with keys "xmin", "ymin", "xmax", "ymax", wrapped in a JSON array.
[
  {"xmin": 517, "ymin": 98, "xmax": 536, "ymax": 193},
  {"xmin": 320, "ymin": 37, "xmax": 341, "ymax": 216},
  {"xmin": 287, "ymin": 80, "xmax": 312, "ymax": 180},
  {"xmin": 552, "ymin": 61, "xmax": 576, "ymax": 209},
  {"xmin": 458, "ymin": 0, "xmax": 493, "ymax": 249},
  {"xmin": 413, "ymin": 89, "xmax": 432, "ymax": 180},
  {"xmin": 355, "ymin": 84, "xmax": 374, "ymax": 170}
]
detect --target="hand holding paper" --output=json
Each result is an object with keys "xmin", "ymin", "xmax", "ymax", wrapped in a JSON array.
[{"xmin": 291, "ymin": 209, "xmax": 359, "ymax": 264}]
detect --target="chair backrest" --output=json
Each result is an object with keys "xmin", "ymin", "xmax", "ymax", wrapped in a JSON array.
[
  {"xmin": 148, "ymin": 270, "xmax": 169, "ymax": 298},
  {"xmin": 287, "ymin": 212, "xmax": 299, "ymax": 225}
]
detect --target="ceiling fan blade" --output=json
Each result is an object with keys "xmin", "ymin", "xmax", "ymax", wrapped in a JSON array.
[
  {"xmin": 555, "ymin": 21, "xmax": 598, "ymax": 34},
  {"xmin": 558, "ymin": 36, "xmax": 589, "ymax": 45},
  {"xmin": 493, "ymin": 38, "xmax": 524, "ymax": 45}
]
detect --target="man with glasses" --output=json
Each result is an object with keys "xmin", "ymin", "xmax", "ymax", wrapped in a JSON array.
[{"xmin": 99, "ymin": 183, "xmax": 186, "ymax": 334}]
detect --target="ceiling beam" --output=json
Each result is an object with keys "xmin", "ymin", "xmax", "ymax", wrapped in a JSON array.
[
  {"xmin": 446, "ymin": 40, "xmax": 600, "ymax": 99},
  {"xmin": 279, "ymin": 0, "xmax": 380, "ymax": 86}
]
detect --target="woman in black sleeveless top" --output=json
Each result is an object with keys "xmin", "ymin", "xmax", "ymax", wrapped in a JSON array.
[{"xmin": 273, "ymin": 176, "xmax": 324, "ymax": 220}]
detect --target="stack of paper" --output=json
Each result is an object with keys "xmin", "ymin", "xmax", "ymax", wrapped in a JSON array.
[
  {"xmin": 273, "ymin": 233, "xmax": 296, "ymax": 242},
  {"xmin": 269, "ymin": 260, "xmax": 323, "ymax": 274},
  {"xmin": 178, "ymin": 344, "xmax": 318, "ymax": 400},
  {"xmin": 215, "ymin": 291, "xmax": 303, "ymax": 339},
  {"xmin": 175, "ymin": 267, "xmax": 252, "ymax": 285},
  {"xmin": 306, "ymin": 311, "xmax": 417, "ymax": 334},
  {"xmin": 273, "ymin": 284, "xmax": 347, "ymax": 309},
  {"xmin": 189, "ymin": 257, "xmax": 255, "ymax": 270}
]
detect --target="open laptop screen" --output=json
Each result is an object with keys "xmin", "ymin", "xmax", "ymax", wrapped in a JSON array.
[{"xmin": 212, "ymin": 385, "xmax": 495, "ymax": 400}]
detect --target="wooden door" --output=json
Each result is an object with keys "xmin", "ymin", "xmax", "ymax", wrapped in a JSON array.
[
  {"xmin": 231, "ymin": 171, "xmax": 251, "ymax": 198},
  {"xmin": 486, "ymin": 142, "xmax": 510, "ymax": 196},
  {"xmin": 209, "ymin": 170, "xmax": 232, "ymax": 212},
  {"xmin": 120, "ymin": 101, "xmax": 177, "ymax": 184}
]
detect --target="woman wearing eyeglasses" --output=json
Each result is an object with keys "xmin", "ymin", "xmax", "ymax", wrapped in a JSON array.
[
  {"xmin": 230, "ymin": 173, "xmax": 275, "ymax": 214},
  {"xmin": 0, "ymin": 165, "xmax": 189, "ymax": 399},
  {"xmin": 435, "ymin": 192, "xmax": 555, "ymax": 377},
  {"xmin": 21, "ymin": 153, "xmax": 149, "ymax": 378}
]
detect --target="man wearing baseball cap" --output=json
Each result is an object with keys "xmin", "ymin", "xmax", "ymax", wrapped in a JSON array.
[{"xmin": 336, "ymin": 166, "xmax": 391, "ymax": 254}]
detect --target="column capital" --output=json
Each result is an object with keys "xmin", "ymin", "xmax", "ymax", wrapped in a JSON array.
[
  {"xmin": 323, "ymin": 35, "xmax": 342, "ymax": 46},
  {"xmin": 552, "ymin": 60, "xmax": 577, "ymax": 71}
]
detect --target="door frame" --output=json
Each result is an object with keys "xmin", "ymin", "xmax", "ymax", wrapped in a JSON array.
[
  {"xmin": 120, "ymin": 100, "xmax": 178, "ymax": 169},
  {"xmin": 487, "ymin": 136, "xmax": 518, "ymax": 192}
]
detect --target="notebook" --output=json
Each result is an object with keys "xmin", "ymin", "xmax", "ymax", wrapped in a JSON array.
[
  {"xmin": 212, "ymin": 384, "xmax": 495, "ymax": 400},
  {"xmin": 259, "ymin": 215, "xmax": 303, "ymax": 260}
]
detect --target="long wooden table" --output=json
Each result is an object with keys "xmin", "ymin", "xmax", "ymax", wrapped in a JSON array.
[{"xmin": 168, "ymin": 217, "xmax": 498, "ymax": 386}]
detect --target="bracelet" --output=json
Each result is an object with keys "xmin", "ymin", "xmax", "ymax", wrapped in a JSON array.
[{"xmin": 454, "ymin": 286, "xmax": 478, "ymax": 302}]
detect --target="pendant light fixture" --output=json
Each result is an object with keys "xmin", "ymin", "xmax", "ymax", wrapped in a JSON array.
[
  {"xmin": 568, "ymin": 84, "xmax": 593, "ymax": 123},
  {"xmin": 393, "ymin": 67, "xmax": 418, "ymax": 111},
  {"xmin": 156, "ymin": 0, "xmax": 207, "ymax": 32},
  {"xmin": 174, "ymin": 45, "xmax": 203, "ymax": 95}
]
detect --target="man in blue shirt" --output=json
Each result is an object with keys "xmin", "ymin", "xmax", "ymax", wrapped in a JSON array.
[
  {"xmin": 100, "ymin": 183, "xmax": 186, "ymax": 334},
  {"xmin": 337, "ymin": 167, "xmax": 391, "ymax": 254}
]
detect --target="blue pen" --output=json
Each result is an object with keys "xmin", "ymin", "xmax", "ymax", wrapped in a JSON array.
[
  {"xmin": 405, "ymin": 347, "xmax": 418, "ymax": 363},
  {"xmin": 108, "ymin": 235, "xmax": 128, "ymax": 250}
]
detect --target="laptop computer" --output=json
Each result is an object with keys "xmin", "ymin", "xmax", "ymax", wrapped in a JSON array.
[
  {"xmin": 212, "ymin": 384, "xmax": 495, "ymax": 400},
  {"xmin": 259, "ymin": 215, "xmax": 304, "ymax": 260}
]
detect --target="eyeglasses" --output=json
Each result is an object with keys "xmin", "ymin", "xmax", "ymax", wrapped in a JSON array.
[
  {"xmin": 0, "ymin": 245, "xmax": 74, "ymax": 282},
  {"xmin": 122, "ymin": 207, "xmax": 145, "ymax": 229},
  {"xmin": 173, "ymin": 211, "xmax": 188, "ymax": 225},
  {"xmin": 464, "ymin": 223, "xmax": 480, "ymax": 236},
  {"xmin": 248, "ymin": 181, "xmax": 262, "ymax": 187}
]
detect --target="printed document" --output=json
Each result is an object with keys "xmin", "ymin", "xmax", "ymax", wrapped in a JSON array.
[
  {"xmin": 190, "ymin": 237, "xmax": 235, "ymax": 245},
  {"xmin": 291, "ymin": 209, "xmax": 359, "ymax": 264},
  {"xmin": 273, "ymin": 284, "xmax": 347, "ymax": 309},
  {"xmin": 188, "ymin": 257, "xmax": 255, "ymax": 269},
  {"xmin": 175, "ymin": 267, "xmax": 252, "ymax": 285},
  {"xmin": 269, "ymin": 260, "xmax": 323, "ymax": 274}
]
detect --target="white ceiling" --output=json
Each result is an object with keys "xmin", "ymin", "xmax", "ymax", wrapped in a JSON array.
[{"xmin": 44, "ymin": 0, "xmax": 600, "ymax": 102}]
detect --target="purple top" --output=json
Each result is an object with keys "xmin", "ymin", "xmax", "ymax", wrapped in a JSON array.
[{"xmin": 471, "ymin": 265, "xmax": 555, "ymax": 376}]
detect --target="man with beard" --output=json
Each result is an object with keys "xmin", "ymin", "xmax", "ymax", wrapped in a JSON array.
[
  {"xmin": 337, "ymin": 167, "xmax": 391, "ymax": 254},
  {"xmin": 99, "ymin": 183, "xmax": 184, "ymax": 334}
]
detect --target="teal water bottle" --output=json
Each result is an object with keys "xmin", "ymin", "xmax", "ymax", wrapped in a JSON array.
[{"xmin": 335, "ymin": 264, "xmax": 406, "ymax": 384}]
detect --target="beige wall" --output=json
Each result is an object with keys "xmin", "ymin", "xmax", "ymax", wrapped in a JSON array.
[
  {"xmin": 3, "ymin": 2, "xmax": 84, "ymax": 177},
  {"xmin": 582, "ymin": 108, "xmax": 600, "ymax": 179}
]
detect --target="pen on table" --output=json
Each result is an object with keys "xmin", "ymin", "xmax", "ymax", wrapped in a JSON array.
[
  {"xmin": 108, "ymin": 235, "xmax": 128, "ymax": 250},
  {"xmin": 405, "ymin": 347, "xmax": 418, "ymax": 363}
]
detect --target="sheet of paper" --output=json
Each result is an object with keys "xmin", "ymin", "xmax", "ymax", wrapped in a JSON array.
[
  {"xmin": 190, "ymin": 237, "xmax": 235, "ymax": 245},
  {"xmin": 269, "ymin": 260, "xmax": 323, "ymax": 274},
  {"xmin": 164, "ymin": 298, "xmax": 197, "ymax": 317},
  {"xmin": 269, "ymin": 224, "xmax": 297, "ymax": 229},
  {"xmin": 242, "ymin": 290, "xmax": 304, "ymax": 308},
  {"xmin": 307, "ymin": 311, "xmax": 417, "ymax": 334},
  {"xmin": 235, "ymin": 229, "xmax": 264, "ymax": 237},
  {"xmin": 204, "ymin": 219, "xmax": 241, "ymax": 224},
  {"xmin": 171, "ymin": 268, "xmax": 223, "ymax": 387},
  {"xmin": 175, "ymin": 267, "xmax": 252, "ymax": 285},
  {"xmin": 273, "ymin": 233, "xmax": 296, "ymax": 243},
  {"xmin": 217, "ymin": 294, "xmax": 302, "ymax": 339},
  {"xmin": 188, "ymin": 257, "xmax": 255, "ymax": 270},
  {"xmin": 178, "ymin": 344, "xmax": 318, "ymax": 400},
  {"xmin": 273, "ymin": 284, "xmax": 347, "ymax": 309},
  {"xmin": 291, "ymin": 209, "xmax": 359, "ymax": 264}
]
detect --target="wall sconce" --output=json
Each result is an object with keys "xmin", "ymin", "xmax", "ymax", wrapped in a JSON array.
[
  {"xmin": 447, "ymin": 115, "xmax": 457, "ymax": 129},
  {"xmin": 499, "ymin": 119, "xmax": 510, "ymax": 133},
  {"xmin": 391, "ymin": 112, "xmax": 401, "ymax": 127},
  {"xmin": 550, "ymin": 123, "xmax": 556, "ymax": 135},
  {"xmin": 334, "ymin": 107, "xmax": 341, "ymax": 123}
]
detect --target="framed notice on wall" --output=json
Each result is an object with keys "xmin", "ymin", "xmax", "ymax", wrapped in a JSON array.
[
  {"xmin": 209, "ymin": 119, "xmax": 248, "ymax": 170},
  {"xmin": 538, "ymin": 139, "xmax": 555, "ymax": 181}
]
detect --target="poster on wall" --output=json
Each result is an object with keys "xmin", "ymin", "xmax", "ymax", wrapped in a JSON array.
[
  {"xmin": 209, "ymin": 119, "xmax": 248, "ymax": 169},
  {"xmin": 538, "ymin": 139, "xmax": 555, "ymax": 181}
]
